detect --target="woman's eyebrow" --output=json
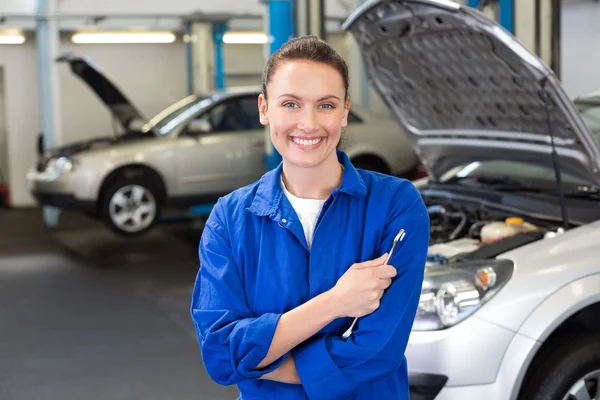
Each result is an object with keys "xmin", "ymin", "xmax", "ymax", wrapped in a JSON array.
[{"xmin": 278, "ymin": 93, "xmax": 341, "ymax": 101}]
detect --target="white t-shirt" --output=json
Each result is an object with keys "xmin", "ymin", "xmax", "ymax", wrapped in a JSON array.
[{"xmin": 281, "ymin": 177, "xmax": 326, "ymax": 249}]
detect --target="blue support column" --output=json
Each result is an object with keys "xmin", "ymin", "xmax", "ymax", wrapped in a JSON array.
[
  {"xmin": 36, "ymin": 0, "xmax": 61, "ymax": 228},
  {"xmin": 184, "ymin": 22, "xmax": 194, "ymax": 95},
  {"xmin": 498, "ymin": 0, "xmax": 514, "ymax": 34},
  {"xmin": 213, "ymin": 23, "xmax": 228, "ymax": 90},
  {"xmin": 265, "ymin": 0, "xmax": 294, "ymax": 171},
  {"xmin": 467, "ymin": 0, "xmax": 480, "ymax": 8}
]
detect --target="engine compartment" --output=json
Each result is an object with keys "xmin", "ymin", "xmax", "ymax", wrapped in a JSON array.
[{"xmin": 423, "ymin": 194, "xmax": 564, "ymax": 266}]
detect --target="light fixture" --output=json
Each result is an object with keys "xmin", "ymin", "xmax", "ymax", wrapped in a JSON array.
[
  {"xmin": 0, "ymin": 29, "xmax": 25, "ymax": 44},
  {"xmin": 222, "ymin": 32, "xmax": 268, "ymax": 44},
  {"xmin": 71, "ymin": 31, "xmax": 176, "ymax": 44}
]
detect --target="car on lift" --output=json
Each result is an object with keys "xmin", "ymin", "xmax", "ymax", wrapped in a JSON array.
[
  {"xmin": 344, "ymin": 1, "xmax": 600, "ymax": 399},
  {"xmin": 27, "ymin": 52, "xmax": 419, "ymax": 237}
]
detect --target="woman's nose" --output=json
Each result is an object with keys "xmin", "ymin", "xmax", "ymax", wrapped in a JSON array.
[{"xmin": 298, "ymin": 110, "xmax": 318, "ymax": 133}]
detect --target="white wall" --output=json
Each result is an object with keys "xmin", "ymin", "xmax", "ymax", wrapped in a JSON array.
[
  {"xmin": 58, "ymin": 41, "xmax": 187, "ymax": 144},
  {"xmin": 0, "ymin": 43, "xmax": 40, "ymax": 207},
  {"xmin": 2, "ymin": 0, "xmax": 36, "ymax": 13},
  {"xmin": 0, "ymin": 68, "xmax": 6, "ymax": 184},
  {"xmin": 561, "ymin": 1, "xmax": 600, "ymax": 97}
]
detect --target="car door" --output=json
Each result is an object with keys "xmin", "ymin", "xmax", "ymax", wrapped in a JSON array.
[{"xmin": 173, "ymin": 94, "xmax": 265, "ymax": 200}]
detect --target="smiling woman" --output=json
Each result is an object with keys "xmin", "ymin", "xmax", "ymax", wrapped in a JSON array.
[{"xmin": 190, "ymin": 35, "xmax": 430, "ymax": 400}]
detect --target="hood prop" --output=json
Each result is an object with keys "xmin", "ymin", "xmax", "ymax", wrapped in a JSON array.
[{"xmin": 541, "ymin": 77, "xmax": 569, "ymax": 229}]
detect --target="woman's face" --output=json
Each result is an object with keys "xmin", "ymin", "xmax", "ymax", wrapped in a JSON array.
[{"xmin": 258, "ymin": 60, "xmax": 350, "ymax": 170}]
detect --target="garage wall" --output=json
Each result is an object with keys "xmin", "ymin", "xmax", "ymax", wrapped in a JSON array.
[
  {"xmin": 58, "ymin": 41, "xmax": 188, "ymax": 144},
  {"xmin": 561, "ymin": 1, "xmax": 600, "ymax": 97},
  {"xmin": 0, "ymin": 43, "xmax": 40, "ymax": 207}
]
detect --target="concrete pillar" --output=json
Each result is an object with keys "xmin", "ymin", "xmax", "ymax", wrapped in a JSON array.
[
  {"xmin": 36, "ymin": 0, "xmax": 62, "ymax": 227},
  {"xmin": 190, "ymin": 22, "xmax": 216, "ymax": 94}
]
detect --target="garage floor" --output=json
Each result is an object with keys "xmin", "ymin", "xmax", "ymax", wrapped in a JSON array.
[{"xmin": 0, "ymin": 208, "xmax": 240, "ymax": 400}]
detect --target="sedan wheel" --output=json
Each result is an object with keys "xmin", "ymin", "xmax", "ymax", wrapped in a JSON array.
[
  {"xmin": 101, "ymin": 179, "xmax": 161, "ymax": 237},
  {"xmin": 563, "ymin": 369, "xmax": 600, "ymax": 400}
]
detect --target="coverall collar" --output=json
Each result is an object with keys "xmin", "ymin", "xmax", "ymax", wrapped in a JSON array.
[{"xmin": 247, "ymin": 150, "xmax": 367, "ymax": 217}]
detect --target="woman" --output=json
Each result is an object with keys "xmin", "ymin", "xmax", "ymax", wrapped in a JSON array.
[{"xmin": 190, "ymin": 35, "xmax": 430, "ymax": 400}]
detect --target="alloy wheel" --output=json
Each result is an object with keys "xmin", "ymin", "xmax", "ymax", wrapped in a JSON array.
[
  {"xmin": 108, "ymin": 184, "xmax": 157, "ymax": 233},
  {"xmin": 563, "ymin": 369, "xmax": 600, "ymax": 400}
]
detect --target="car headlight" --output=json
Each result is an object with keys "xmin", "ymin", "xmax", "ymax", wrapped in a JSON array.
[
  {"xmin": 47, "ymin": 156, "xmax": 77, "ymax": 174},
  {"xmin": 413, "ymin": 259, "xmax": 514, "ymax": 331}
]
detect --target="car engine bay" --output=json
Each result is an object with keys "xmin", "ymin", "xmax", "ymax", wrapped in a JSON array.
[{"xmin": 423, "ymin": 193, "xmax": 565, "ymax": 266}]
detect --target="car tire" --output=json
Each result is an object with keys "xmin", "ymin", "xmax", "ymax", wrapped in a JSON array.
[
  {"xmin": 518, "ymin": 334, "xmax": 600, "ymax": 400},
  {"xmin": 100, "ymin": 178, "xmax": 161, "ymax": 237}
]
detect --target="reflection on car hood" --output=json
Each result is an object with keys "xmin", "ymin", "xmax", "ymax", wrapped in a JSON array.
[
  {"xmin": 57, "ymin": 52, "xmax": 150, "ymax": 133},
  {"xmin": 36, "ymin": 134, "xmax": 150, "ymax": 172},
  {"xmin": 343, "ymin": 0, "xmax": 600, "ymax": 185}
]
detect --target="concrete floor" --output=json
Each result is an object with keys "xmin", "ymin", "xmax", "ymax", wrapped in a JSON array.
[{"xmin": 0, "ymin": 207, "xmax": 240, "ymax": 400}]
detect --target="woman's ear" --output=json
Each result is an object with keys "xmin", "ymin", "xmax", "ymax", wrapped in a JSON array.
[
  {"xmin": 341, "ymin": 96, "xmax": 351, "ymax": 128},
  {"xmin": 258, "ymin": 94, "xmax": 269, "ymax": 126}
]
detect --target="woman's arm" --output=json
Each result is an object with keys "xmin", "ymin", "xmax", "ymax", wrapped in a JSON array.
[
  {"xmin": 290, "ymin": 184, "xmax": 430, "ymax": 400},
  {"xmin": 255, "ymin": 253, "xmax": 393, "ymax": 370}
]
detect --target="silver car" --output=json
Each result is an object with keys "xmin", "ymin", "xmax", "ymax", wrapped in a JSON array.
[
  {"xmin": 345, "ymin": 1, "xmax": 600, "ymax": 399},
  {"xmin": 27, "ymin": 52, "xmax": 419, "ymax": 236}
]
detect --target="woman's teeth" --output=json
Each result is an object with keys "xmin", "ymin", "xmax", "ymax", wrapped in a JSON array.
[{"xmin": 292, "ymin": 137, "xmax": 322, "ymax": 146}]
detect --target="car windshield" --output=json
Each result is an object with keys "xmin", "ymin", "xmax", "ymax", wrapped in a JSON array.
[
  {"xmin": 438, "ymin": 159, "xmax": 600, "ymax": 199},
  {"xmin": 575, "ymin": 99, "xmax": 600, "ymax": 144},
  {"xmin": 437, "ymin": 100, "xmax": 600, "ymax": 195},
  {"xmin": 141, "ymin": 95, "xmax": 212, "ymax": 136}
]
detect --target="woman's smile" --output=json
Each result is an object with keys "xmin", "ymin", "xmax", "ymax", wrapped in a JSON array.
[{"xmin": 289, "ymin": 136, "xmax": 325, "ymax": 150}]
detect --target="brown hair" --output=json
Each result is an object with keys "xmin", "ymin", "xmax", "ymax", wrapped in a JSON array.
[{"xmin": 261, "ymin": 35, "xmax": 350, "ymax": 101}]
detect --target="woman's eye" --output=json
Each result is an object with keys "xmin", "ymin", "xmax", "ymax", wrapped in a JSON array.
[
  {"xmin": 283, "ymin": 102, "xmax": 297, "ymax": 108},
  {"xmin": 321, "ymin": 104, "xmax": 335, "ymax": 110}
]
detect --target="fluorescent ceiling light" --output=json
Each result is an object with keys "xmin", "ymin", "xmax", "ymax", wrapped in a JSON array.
[
  {"xmin": 0, "ymin": 29, "xmax": 25, "ymax": 44},
  {"xmin": 0, "ymin": 35, "xmax": 25, "ymax": 44},
  {"xmin": 71, "ymin": 31, "xmax": 176, "ymax": 44},
  {"xmin": 222, "ymin": 32, "xmax": 268, "ymax": 44}
]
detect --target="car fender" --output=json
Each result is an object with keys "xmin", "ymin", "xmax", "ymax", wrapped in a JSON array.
[
  {"xmin": 517, "ymin": 273, "xmax": 600, "ymax": 342},
  {"xmin": 83, "ymin": 143, "xmax": 176, "ymax": 199},
  {"xmin": 494, "ymin": 274, "xmax": 600, "ymax": 399}
]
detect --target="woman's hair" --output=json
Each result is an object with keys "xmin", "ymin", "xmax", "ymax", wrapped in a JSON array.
[{"xmin": 261, "ymin": 35, "xmax": 350, "ymax": 101}]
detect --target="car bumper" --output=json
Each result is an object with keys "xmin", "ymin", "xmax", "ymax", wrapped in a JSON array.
[
  {"xmin": 27, "ymin": 167, "xmax": 96, "ymax": 213},
  {"xmin": 409, "ymin": 373, "xmax": 448, "ymax": 400},
  {"xmin": 31, "ymin": 191, "xmax": 96, "ymax": 214},
  {"xmin": 407, "ymin": 315, "xmax": 538, "ymax": 400}
]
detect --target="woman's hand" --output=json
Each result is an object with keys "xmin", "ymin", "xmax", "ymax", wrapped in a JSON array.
[{"xmin": 329, "ymin": 254, "xmax": 397, "ymax": 318}]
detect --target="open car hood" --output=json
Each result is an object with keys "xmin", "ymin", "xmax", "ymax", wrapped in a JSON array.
[
  {"xmin": 343, "ymin": 0, "xmax": 600, "ymax": 185},
  {"xmin": 57, "ymin": 52, "xmax": 149, "ymax": 133}
]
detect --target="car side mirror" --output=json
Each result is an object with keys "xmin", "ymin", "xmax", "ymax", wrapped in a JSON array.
[{"xmin": 188, "ymin": 119, "xmax": 212, "ymax": 134}]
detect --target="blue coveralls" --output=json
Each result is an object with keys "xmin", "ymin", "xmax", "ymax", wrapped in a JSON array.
[{"xmin": 191, "ymin": 150, "xmax": 430, "ymax": 400}]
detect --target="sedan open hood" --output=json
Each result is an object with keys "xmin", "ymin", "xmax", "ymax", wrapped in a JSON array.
[
  {"xmin": 57, "ymin": 52, "xmax": 149, "ymax": 133},
  {"xmin": 343, "ymin": 0, "xmax": 600, "ymax": 185}
]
